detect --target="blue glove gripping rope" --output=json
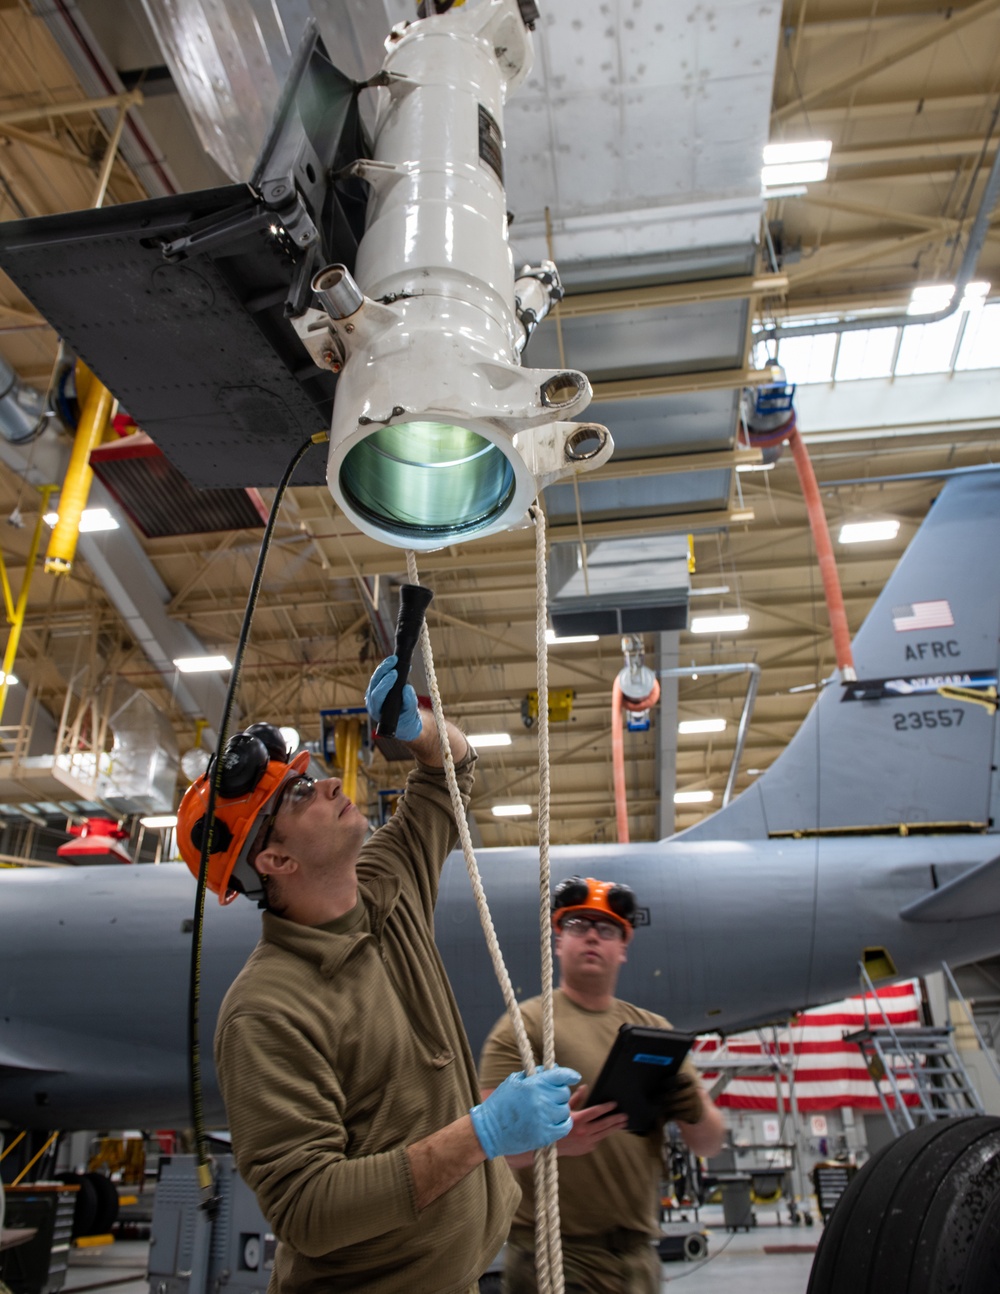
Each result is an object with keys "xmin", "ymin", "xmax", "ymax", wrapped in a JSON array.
[
  {"xmin": 365, "ymin": 655, "xmax": 422, "ymax": 742},
  {"xmin": 469, "ymin": 1066, "xmax": 581, "ymax": 1160}
]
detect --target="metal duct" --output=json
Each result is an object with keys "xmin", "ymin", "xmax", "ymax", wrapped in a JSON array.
[
  {"xmin": 0, "ymin": 353, "xmax": 48, "ymax": 443},
  {"xmin": 548, "ymin": 534, "xmax": 691, "ymax": 637},
  {"xmin": 103, "ymin": 683, "xmax": 180, "ymax": 816}
]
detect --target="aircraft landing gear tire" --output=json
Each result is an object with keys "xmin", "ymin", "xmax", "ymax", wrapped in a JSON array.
[
  {"xmin": 85, "ymin": 1171, "xmax": 119, "ymax": 1235},
  {"xmin": 807, "ymin": 1115, "xmax": 1000, "ymax": 1294},
  {"xmin": 56, "ymin": 1172, "xmax": 96, "ymax": 1238}
]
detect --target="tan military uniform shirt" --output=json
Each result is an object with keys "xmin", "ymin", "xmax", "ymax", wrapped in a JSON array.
[
  {"xmin": 215, "ymin": 752, "xmax": 519, "ymax": 1294},
  {"xmin": 480, "ymin": 989, "xmax": 696, "ymax": 1238}
]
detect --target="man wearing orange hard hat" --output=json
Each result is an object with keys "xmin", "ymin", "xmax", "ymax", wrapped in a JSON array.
[
  {"xmin": 479, "ymin": 875, "xmax": 725, "ymax": 1294},
  {"xmin": 177, "ymin": 659, "xmax": 580, "ymax": 1294}
]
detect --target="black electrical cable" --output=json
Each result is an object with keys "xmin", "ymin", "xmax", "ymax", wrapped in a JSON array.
[{"xmin": 187, "ymin": 432, "xmax": 322, "ymax": 1204}]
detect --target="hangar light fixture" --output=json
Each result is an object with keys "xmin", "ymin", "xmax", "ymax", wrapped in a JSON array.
[
  {"xmin": 43, "ymin": 506, "xmax": 119, "ymax": 533},
  {"xmin": 0, "ymin": 672, "xmax": 18, "ymax": 685},
  {"xmin": 690, "ymin": 614, "xmax": 749, "ymax": 634},
  {"xmin": 675, "ymin": 790, "xmax": 714, "ymax": 804},
  {"xmin": 546, "ymin": 629, "xmax": 600, "ymax": 645},
  {"xmin": 839, "ymin": 520, "xmax": 900, "ymax": 544},
  {"xmin": 492, "ymin": 803, "xmax": 533, "ymax": 817},
  {"xmin": 761, "ymin": 140, "xmax": 831, "ymax": 188},
  {"xmin": 468, "ymin": 732, "xmax": 513, "ymax": 748},
  {"xmin": 678, "ymin": 718, "xmax": 727, "ymax": 735},
  {"xmin": 140, "ymin": 814, "xmax": 178, "ymax": 829},
  {"xmin": 172, "ymin": 654, "xmax": 233, "ymax": 674}
]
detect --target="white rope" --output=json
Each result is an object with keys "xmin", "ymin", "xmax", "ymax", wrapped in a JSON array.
[
  {"xmin": 530, "ymin": 502, "xmax": 564, "ymax": 1293},
  {"xmin": 404, "ymin": 532, "xmax": 563, "ymax": 1294}
]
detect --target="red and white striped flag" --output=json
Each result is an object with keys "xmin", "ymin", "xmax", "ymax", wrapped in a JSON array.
[{"xmin": 693, "ymin": 980, "xmax": 923, "ymax": 1111}]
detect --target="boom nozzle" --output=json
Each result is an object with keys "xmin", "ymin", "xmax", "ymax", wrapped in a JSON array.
[{"xmin": 376, "ymin": 583, "xmax": 434, "ymax": 739}]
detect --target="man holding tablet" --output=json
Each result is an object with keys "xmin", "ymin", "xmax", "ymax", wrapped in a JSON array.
[{"xmin": 479, "ymin": 876, "xmax": 725, "ymax": 1293}]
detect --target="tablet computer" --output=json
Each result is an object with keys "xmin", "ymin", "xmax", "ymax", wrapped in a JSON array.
[{"xmin": 586, "ymin": 1024, "xmax": 695, "ymax": 1134}]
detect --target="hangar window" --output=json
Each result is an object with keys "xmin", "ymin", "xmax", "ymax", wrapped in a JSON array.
[{"xmin": 955, "ymin": 301, "xmax": 1000, "ymax": 370}]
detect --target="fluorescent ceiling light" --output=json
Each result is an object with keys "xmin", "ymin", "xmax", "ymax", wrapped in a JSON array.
[
  {"xmin": 729, "ymin": 509, "xmax": 755, "ymax": 523},
  {"xmin": 690, "ymin": 614, "xmax": 749, "ymax": 634},
  {"xmin": 761, "ymin": 161, "xmax": 829, "ymax": 188},
  {"xmin": 761, "ymin": 184, "xmax": 809, "ymax": 200},
  {"xmin": 736, "ymin": 462, "xmax": 775, "ymax": 473},
  {"xmin": 279, "ymin": 726, "xmax": 300, "ymax": 753},
  {"xmin": 44, "ymin": 507, "xmax": 119, "ymax": 532},
  {"xmin": 690, "ymin": 585, "xmax": 730, "ymax": 597},
  {"xmin": 140, "ymin": 814, "xmax": 178, "ymax": 829},
  {"xmin": 0, "ymin": 672, "xmax": 18, "ymax": 685},
  {"xmin": 173, "ymin": 654, "xmax": 233, "ymax": 673},
  {"xmin": 492, "ymin": 803, "xmax": 532, "ymax": 817},
  {"xmin": 546, "ymin": 629, "xmax": 599, "ymax": 645},
  {"xmin": 678, "ymin": 718, "xmax": 727, "ymax": 735},
  {"xmin": 839, "ymin": 520, "xmax": 900, "ymax": 544},
  {"xmin": 469, "ymin": 732, "xmax": 513, "ymax": 748},
  {"xmin": 963, "ymin": 280, "xmax": 990, "ymax": 301},
  {"xmin": 763, "ymin": 140, "xmax": 833, "ymax": 166},
  {"xmin": 674, "ymin": 790, "xmax": 714, "ymax": 804}
]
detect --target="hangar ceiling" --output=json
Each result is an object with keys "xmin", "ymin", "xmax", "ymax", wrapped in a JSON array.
[{"xmin": 0, "ymin": 0, "xmax": 997, "ymax": 852}]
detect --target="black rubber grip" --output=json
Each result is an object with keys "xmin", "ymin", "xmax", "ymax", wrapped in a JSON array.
[{"xmin": 376, "ymin": 583, "xmax": 434, "ymax": 739}]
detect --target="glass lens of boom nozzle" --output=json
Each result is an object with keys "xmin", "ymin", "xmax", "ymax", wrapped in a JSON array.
[{"xmin": 312, "ymin": 264, "xmax": 364, "ymax": 320}]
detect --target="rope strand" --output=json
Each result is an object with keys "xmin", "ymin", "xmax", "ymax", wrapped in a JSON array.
[
  {"xmin": 404, "ymin": 542, "xmax": 563, "ymax": 1294},
  {"xmin": 532, "ymin": 503, "xmax": 564, "ymax": 1292}
]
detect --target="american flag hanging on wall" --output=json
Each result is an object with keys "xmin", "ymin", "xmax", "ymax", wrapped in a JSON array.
[{"xmin": 693, "ymin": 980, "xmax": 923, "ymax": 1111}]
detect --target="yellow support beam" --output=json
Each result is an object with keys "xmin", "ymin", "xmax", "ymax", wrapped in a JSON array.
[
  {"xmin": 44, "ymin": 363, "xmax": 115, "ymax": 577},
  {"xmin": 0, "ymin": 484, "xmax": 56, "ymax": 717}
]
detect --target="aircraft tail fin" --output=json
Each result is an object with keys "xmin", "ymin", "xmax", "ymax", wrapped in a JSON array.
[
  {"xmin": 682, "ymin": 470, "xmax": 1000, "ymax": 842},
  {"xmin": 901, "ymin": 853, "xmax": 1000, "ymax": 922}
]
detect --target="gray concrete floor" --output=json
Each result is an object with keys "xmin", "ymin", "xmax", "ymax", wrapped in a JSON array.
[{"xmin": 60, "ymin": 1208, "xmax": 820, "ymax": 1293}]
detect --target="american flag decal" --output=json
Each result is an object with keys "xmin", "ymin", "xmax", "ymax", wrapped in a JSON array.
[{"xmin": 892, "ymin": 600, "xmax": 954, "ymax": 632}]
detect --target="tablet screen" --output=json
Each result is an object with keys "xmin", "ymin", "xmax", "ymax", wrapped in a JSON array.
[{"xmin": 586, "ymin": 1024, "xmax": 694, "ymax": 1134}]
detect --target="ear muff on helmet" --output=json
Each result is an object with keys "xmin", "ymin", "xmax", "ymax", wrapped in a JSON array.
[
  {"xmin": 606, "ymin": 883, "xmax": 637, "ymax": 925},
  {"xmin": 243, "ymin": 722, "xmax": 290, "ymax": 764},
  {"xmin": 211, "ymin": 723, "xmax": 291, "ymax": 798},
  {"xmin": 216, "ymin": 732, "xmax": 270, "ymax": 798},
  {"xmin": 552, "ymin": 876, "xmax": 590, "ymax": 913},
  {"xmin": 551, "ymin": 875, "xmax": 637, "ymax": 933}
]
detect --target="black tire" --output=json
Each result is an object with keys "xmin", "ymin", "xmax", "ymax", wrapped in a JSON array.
[
  {"xmin": 807, "ymin": 1116, "xmax": 1000, "ymax": 1294},
  {"xmin": 478, "ymin": 1275, "xmax": 502, "ymax": 1293},
  {"xmin": 684, "ymin": 1231, "xmax": 708, "ymax": 1261},
  {"xmin": 84, "ymin": 1171, "xmax": 119, "ymax": 1235},
  {"xmin": 57, "ymin": 1171, "xmax": 97, "ymax": 1238}
]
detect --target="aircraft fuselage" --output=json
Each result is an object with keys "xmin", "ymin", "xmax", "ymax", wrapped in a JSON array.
[{"xmin": 1, "ymin": 832, "xmax": 997, "ymax": 1131}]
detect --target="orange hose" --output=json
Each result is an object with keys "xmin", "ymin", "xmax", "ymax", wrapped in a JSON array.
[
  {"xmin": 787, "ymin": 426, "xmax": 856, "ymax": 680},
  {"xmin": 612, "ymin": 677, "xmax": 661, "ymax": 844},
  {"xmin": 612, "ymin": 677, "xmax": 629, "ymax": 843}
]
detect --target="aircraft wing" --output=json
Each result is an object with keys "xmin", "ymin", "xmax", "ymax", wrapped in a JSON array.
[
  {"xmin": 900, "ymin": 853, "xmax": 1000, "ymax": 922},
  {"xmin": 0, "ymin": 1042, "xmax": 63, "ymax": 1076}
]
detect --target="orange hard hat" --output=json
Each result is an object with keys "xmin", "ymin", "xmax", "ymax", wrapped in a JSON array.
[
  {"xmin": 178, "ymin": 741, "xmax": 310, "ymax": 905},
  {"xmin": 551, "ymin": 875, "xmax": 637, "ymax": 937}
]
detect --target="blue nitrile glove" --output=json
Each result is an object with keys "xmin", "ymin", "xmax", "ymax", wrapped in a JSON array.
[
  {"xmin": 364, "ymin": 655, "xmax": 422, "ymax": 742},
  {"xmin": 469, "ymin": 1066, "xmax": 581, "ymax": 1159}
]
